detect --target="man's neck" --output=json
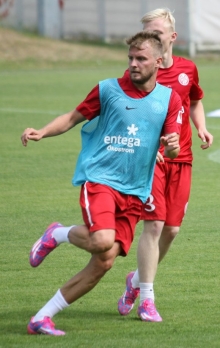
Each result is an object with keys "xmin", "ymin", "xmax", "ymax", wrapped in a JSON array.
[
  {"xmin": 133, "ymin": 81, "xmax": 156, "ymax": 93},
  {"xmin": 161, "ymin": 48, "xmax": 173, "ymax": 68}
]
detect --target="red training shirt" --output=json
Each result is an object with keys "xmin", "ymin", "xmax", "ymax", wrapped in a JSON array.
[{"xmin": 123, "ymin": 56, "xmax": 204, "ymax": 164}]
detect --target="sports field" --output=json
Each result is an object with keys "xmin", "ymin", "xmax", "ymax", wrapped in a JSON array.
[{"xmin": 1, "ymin": 28, "xmax": 220, "ymax": 347}]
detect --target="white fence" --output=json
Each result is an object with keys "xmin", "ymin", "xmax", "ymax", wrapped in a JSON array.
[{"xmin": 1, "ymin": 0, "xmax": 220, "ymax": 56}]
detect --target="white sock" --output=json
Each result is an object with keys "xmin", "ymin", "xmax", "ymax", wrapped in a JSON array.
[
  {"xmin": 131, "ymin": 269, "xmax": 140, "ymax": 289},
  {"xmin": 140, "ymin": 283, "xmax": 154, "ymax": 304},
  {"xmin": 33, "ymin": 289, "xmax": 69, "ymax": 322},
  {"xmin": 52, "ymin": 226, "xmax": 75, "ymax": 244}
]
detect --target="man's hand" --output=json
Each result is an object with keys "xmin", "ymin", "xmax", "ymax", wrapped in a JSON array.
[
  {"xmin": 156, "ymin": 152, "xmax": 164, "ymax": 163},
  {"xmin": 198, "ymin": 129, "xmax": 213, "ymax": 149},
  {"xmin": 21, "ymin": 128, "xmax": 43, "ymax": 147},
  {"xmin": 160, "ymin": 133, "xmax": 179, "ymax": 148},
  {"xmin": 160, "ymin": 133, "xmax": 180, "ymax": 160}
]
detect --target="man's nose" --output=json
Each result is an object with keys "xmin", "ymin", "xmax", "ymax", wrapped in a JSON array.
[{"xmin": 130, "ymin": 58, "xmax": 137, "ymax": 67}]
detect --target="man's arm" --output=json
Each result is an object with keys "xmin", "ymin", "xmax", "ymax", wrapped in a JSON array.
[
  {"xmin": 159, "ymin": 90, "xmax": 182, "ymax": 160},
  {"xmin": 190, "ymin": 100, "xmax": 213, "ymax": 149},
  {"xmin": 21, "ymin": 109, "xmax": 86, "ymax": 147}
]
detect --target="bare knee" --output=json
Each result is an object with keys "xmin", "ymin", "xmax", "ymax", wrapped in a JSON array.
[
  {"xmin": 91, "ymin": 243, "xmax": 121, "ymax": 277},
  {"xmin": 96, "ymin": 257, "xmax": 114, "ymax": 274},
  {"xmin": 90, "ymin": 229, "xmax": 115, "ymax": 253},
  {"xmin": 162, "ymin": 225, "xmax": 180, "ymax": 242},
  {"xmin": 143, "ymin": 220, "xmax": 164, "ymax": 239},
  {"xmin": 91, "ymin": 256, "xmax": 114, "ymax": 277}
]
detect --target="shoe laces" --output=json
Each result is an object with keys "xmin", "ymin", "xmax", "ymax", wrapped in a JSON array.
[
  {"xmin": 124, "ymin": 287, "xmax": 139, "ymax": 304},
  {"xmin": 141, "ymin": 300, "xmax": 157, "ymax": 315},
  {"xmin": 45, "ymin": 317, "xmax": 55, "ymax": 329},
  {"xmin": 40, "ymin": 238, "xmax": 56, "ymax": 251}
]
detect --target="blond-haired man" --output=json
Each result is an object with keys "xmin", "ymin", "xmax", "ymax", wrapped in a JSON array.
[{"xmin": 118, "ymin": 8, "xmax": 213, "ymax": 322}]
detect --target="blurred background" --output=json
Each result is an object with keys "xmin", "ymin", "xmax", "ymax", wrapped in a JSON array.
[{"xmin": 1, "ymin": 0, "xmax": 220, "ymax": 57}]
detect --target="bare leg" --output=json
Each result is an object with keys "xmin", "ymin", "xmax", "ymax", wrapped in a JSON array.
[
  {"xmin": 118, "ymin": 222, "xmax": 177, "ymax": 321},
  {"xmin": 132, "ymin": 220, "xmax": 165, "ymax": 321},
  {"xmin": 68, "ymin": 225, "xmax": 116, "ymax": 254},
  {"xmin": 29, "ymin": 242, "xmax": 122, "ymax": 335},
  {"xmin": 137, "ymin": 220, "xmax": 164, "ymax": 283},
  {"xmin": 129, "ymin": 224, "xmax": 178, "ymax": 289},
  {"xmin": 61, "ymin": 242, "xmax": 121, "ymax": 303},
  {"xmin": 158, "ymin": 225, "xmax": 179, "ymax": 263}
]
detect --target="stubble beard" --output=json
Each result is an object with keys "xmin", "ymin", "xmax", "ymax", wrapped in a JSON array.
[{"xmin": 130, "ymin": 70, "xmax": 155, "ymax": 85}]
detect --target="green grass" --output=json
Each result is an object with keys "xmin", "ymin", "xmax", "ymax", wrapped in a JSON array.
[{"xmin": 1, "ymin": 42, "xmax": 220, "ymax": 347}]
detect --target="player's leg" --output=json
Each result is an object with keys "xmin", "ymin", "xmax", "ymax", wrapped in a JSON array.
[
  {"xmin": 158, "ymin": 163, "xmax": 192, "ymax": 262},
  {"xmin": 118, "ymin": 163, "xmax": 166, "ymax": 321},
  {"xmin": 30, "ymin": 223, "xmax": 115, "ymax": 267},
  {"xmin": 138, "ymin": 220, "xmax": 164, "ymax": 285},
  {"xmin": 30, "ymin": 182, "xmax": 117, "ymax": 267},
  {"xmin": 61, "ymin": 242, "xmax": 121, "ymax": 303},
  {"xmin": 68, "ymin": 227, "xmax": 115, "ymax": 254},
  {"xmin": 27, "ymin": 242, "xmax": 121, "ymax": 335},
  {"xmin": 27, "ymin": 185, "xmax": 131, "ymax": 335},
  {"xmin": 136, "ymin": 220, "xmax": 164, "ymax": 322},
  {"xmin": 112, "ymin": 194, "xmax": 143, "ymax": 318},
  {"xmin": 158, "ymin": 225, "xmax": 179, "ymax": 262}
]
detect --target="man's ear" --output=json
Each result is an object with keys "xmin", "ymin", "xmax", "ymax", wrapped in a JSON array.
[
  {"xmin": 156, "ymin": 57, "xmax": 163, "ymax": 68},
  {"xmin": 171, "ymin": 31, "xmax": 177, "ymax": 43}
]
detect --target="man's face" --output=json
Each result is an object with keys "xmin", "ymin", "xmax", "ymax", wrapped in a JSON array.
[
  {"xmin": 143, "ymin": 18, "xmax": 176, "ymax": 54},
  {"xmin": 128, "ymin": 42, "xmax": 161, "ymax": 85}
]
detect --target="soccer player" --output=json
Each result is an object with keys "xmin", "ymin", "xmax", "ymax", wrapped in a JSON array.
[
  {"xmin": 21, "ymin": 31, "xmax": 182, "ymax": 335},
  {"xmin": 118, "ymin": 8, "xmax": 213, "ymax": 321}
]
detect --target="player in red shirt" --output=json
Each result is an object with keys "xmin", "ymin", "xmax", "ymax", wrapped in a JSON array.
[{"xmin": 118, "ymin": 8, "xmax": 213, "ymax": 321}]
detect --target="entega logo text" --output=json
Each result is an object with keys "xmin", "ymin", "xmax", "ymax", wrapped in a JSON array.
[{"xmin": 104, "ymin": 135, "xmax": 141, "ymax": 153}]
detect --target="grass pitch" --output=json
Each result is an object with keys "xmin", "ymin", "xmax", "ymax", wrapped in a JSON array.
[{"xmin": 1, "ymin": 28, "xmax": 220, "ymax": 348}]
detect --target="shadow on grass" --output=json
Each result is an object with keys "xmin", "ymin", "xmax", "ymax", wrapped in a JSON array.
[{"xmin": 0, "ymin": 308, "xmax": 139, "ymax": 335}]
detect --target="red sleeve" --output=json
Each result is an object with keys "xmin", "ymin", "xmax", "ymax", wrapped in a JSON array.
[
  {"xmin": 76, "ymin": 85, "xmax": 101, "ymax": 120},
  {"xmin": 162, "ymin": 89, "xmax": 182, "ymax": 135},
  {"xmin": 189, "ymin": 64, "xmax": 204, "ymax": 100}
]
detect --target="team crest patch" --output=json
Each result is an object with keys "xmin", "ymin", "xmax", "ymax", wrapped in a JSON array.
[
  {"xmin": 151, "ymin": 101, "xmax": 164, "ymax": 114},
  {"xmin": 178, "ymin": 73, "xmax": 189, "ymax": 86}
]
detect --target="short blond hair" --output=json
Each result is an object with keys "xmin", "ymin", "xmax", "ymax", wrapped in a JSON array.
[{"xmin": 141, "ymin": 8, "xmax": 175, "ymax": 32}]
